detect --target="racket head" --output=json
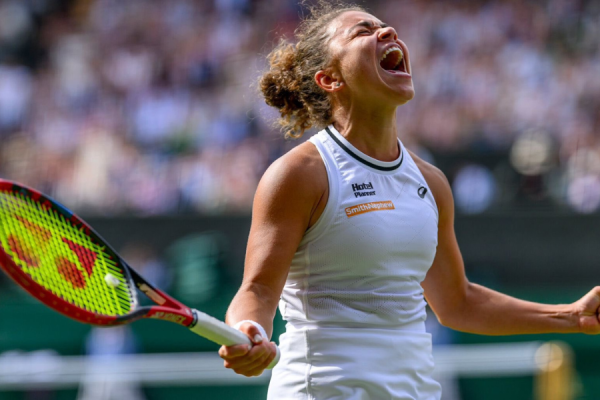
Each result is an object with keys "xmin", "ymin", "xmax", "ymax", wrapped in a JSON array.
[{"xmin": 0, "ymin": 180, "xmax": 145, "ymax": 325}]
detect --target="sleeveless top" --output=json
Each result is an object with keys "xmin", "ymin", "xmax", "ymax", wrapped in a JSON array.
[{"xmin": 279, "ymin": 125, "xmax": 439, "ymax": 329}]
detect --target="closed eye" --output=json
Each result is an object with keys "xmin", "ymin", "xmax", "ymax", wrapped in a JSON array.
[{"xmin": 349, "ymin": 20, "xmax": 389, "ymax": 39}]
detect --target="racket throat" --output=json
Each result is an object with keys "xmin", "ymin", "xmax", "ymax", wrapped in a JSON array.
[{"xmin": 137, "ymin": 283, "xmax": 167, "ymax": 305}]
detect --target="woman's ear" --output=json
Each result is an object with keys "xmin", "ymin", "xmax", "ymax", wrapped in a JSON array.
[{"xmin": 315, "ymin": 70, "xmax": 344, "ymax": 92}]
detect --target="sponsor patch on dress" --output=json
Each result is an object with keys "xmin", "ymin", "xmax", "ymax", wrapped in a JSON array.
[{"xmin": 345, "ymin": 201, "xmax": 395, "ymax": 217}]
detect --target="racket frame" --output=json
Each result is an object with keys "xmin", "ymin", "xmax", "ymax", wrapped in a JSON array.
[
  {"xmin": 0, "ymin": 180, "xmax": 195, "ymax": 328},
  {"xmin": 0, "ymin": 179, "xmax": 280, "ymax": 368}
]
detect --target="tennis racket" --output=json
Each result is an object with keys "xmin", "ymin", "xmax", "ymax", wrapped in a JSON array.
[{"xmin": 0, "ymin": 179, "xmax": 279, "ymax": 368}]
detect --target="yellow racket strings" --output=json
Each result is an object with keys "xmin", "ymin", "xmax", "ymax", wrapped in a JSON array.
[{"xmin": 0, "ymin": 190, "xmax": 133, "ymax": 316}]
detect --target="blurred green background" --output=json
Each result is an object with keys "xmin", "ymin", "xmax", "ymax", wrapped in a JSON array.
[{"xmin": 1, "ymin": 215, "xmax": 599, "ymax": 399}]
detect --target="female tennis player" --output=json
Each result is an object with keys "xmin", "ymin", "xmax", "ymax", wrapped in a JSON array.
[{"xmin": 218, "ymin": 3, "xmax": 600, "ymax": 399}]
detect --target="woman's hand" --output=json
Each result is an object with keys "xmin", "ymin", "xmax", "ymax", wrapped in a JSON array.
[
  {"xmin": 573, "ymin": 286, "xmax": 600, "ymax": 334},
  {"xmin": 218, "ymin": 322, "xmax": 278, "ymax": 377}
]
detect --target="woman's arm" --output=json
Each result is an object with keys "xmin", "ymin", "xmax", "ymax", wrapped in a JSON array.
[
  {"xmin": 219, "ymin": 142, "xmax": 328, "ymax": 376},
  {"xmin": 415, "ymin": 155, "xmax": 600, "ymax": 336}
]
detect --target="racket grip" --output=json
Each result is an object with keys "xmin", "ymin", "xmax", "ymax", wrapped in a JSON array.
[{"xmin": 189, "ymin": 309, "xmax": 280, "ymax": 369}]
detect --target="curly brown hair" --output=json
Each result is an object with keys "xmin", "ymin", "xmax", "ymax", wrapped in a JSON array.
[{"xmin": 259, "ymin": 1, "xmax": 365, "ymax": 139}]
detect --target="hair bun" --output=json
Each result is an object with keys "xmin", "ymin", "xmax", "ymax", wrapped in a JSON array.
[
  {"xmin": 260, "ymin": 43, "xmax": 304, "ymax": 112},
  {"xmin": 262, "ymin": 75, "xmax": 303, "ymax": 112},
  {"xmin": 259, "ymin": 2, "xmax": 365, "ymax": 138}
]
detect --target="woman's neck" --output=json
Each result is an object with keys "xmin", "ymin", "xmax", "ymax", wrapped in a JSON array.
[{"xmin": 331, "ymin": 104, "xmax": 399, "ymax": 162}]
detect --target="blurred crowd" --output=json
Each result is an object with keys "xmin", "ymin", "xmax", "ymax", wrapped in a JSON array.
[{"xmin": 0, "ymin": 0, "xmax": 599, "ymax": 215}]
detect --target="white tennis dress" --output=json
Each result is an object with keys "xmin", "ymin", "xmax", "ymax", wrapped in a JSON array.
[{"xmin": 267, "ymin": 125, "xmax": 442, "ymax": 400}]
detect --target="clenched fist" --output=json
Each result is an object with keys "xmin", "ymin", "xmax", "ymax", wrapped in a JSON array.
[{"xmin": 219, "ymin": 322, "xmax": 278, "ymax": 377}]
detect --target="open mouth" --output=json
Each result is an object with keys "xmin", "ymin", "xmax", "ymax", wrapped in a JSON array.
[{"xmin": 379, "ymin": 46, "xmax": 408, "ymax": 74}]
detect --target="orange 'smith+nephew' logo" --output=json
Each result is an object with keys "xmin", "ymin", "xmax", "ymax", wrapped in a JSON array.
[{"xmin": 345, "ymin": 201, "xmax": 395, "ymax": 217}]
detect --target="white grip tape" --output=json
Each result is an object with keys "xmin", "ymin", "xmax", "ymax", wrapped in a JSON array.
[
  {"xmin": 269, "ymin": 345, "xmax": 281, "ymax": 369},
  {"xmin": 234, "ymin": 319, "xmax": 280, "ymax": 369},
  {"xmin": 189, "ymin": 309, "xmax": 250, "ymax": 346},
  {"xmin": 233, "ymin": 320, "xmax": 268, "ymax": 341},
  {"xmin": 189, "ymin": 309, "xmax": 280, "ymax": 369}
]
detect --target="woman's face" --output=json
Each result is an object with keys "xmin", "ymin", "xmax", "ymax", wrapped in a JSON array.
[{"xmin": 324, "ymin": 11, "xmax": 414, "ymax": 107}]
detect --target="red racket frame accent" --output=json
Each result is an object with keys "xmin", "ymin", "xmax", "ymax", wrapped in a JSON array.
[
  {"xmin": 0, "ymin": 249, "xmax": 116, "ymax": 325},
  {"xmin": 0, "ymin": 180, "xmax": 196, "ymax": 328},
  {"xmin": 119, "ymin": 268, "xmax": 196, "ymax": 327}
]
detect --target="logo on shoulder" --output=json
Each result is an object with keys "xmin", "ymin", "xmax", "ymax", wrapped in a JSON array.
[
  {"xmin": 351, "ymin": 182, "xmax": 376, "ymax": 198},
  {"xmin": 418, "ymin": 186, "xmax": 428, "ymax": 199}
]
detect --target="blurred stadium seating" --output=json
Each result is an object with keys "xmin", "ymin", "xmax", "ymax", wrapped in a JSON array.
[{"xmin": 0, "ymin": 0, "xmax": 599, "ymax": 215}]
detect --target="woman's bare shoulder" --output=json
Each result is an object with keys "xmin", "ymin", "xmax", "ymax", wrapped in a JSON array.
[
  {"xmin": 256, "ymin": 141, "xmax": 327, "ymax": 213},
  {"xmin": 265, "ymin": 141, "xmax": 325, "ymax": 185},
  {"xmin": 277, "ymin": 140, "xmax": 325, "ymax": 171}
]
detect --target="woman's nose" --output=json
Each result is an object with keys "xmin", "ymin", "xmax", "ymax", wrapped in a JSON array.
[{"xmin": 378, "ymin": 26, "xmax": 398, "ymax": 42}]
